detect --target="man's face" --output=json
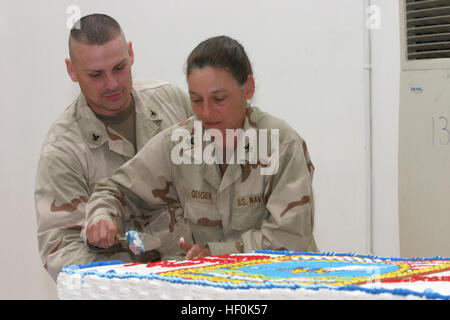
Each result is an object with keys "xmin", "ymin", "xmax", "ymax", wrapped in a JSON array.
[{"xmin": 66, "ymin": 35, "xmax": 134, "ymax": 116}]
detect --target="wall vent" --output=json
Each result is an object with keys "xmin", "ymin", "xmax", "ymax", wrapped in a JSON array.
[{"xmin": 406, "ymin": 0, "xmax": 450, "ymax": 60}]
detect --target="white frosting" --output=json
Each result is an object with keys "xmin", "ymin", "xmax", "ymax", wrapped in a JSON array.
[{"xmin": 57, "ymin": 252, "xmax": 450, "ymax": 300}]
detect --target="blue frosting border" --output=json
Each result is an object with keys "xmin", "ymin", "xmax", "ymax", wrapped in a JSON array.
[
  {"xmin": 255, "ymin": 250, "xmax": 450, "ymax": 261},
  {"xmin": 60, "ymin": 251, "xmax": 450, "ymax": 300},
  {"xmin": 61, "ymin": 260, "xmax": 124, "ymax": 272}
]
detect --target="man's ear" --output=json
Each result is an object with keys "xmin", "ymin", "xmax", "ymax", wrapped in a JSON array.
[
  {"xmin": 127, "ymin": 41, "xmax": 135, "ymax": 66},
  {"xmin": 65, "ymin": 58, "xmax": 78, "ymax": 82}
]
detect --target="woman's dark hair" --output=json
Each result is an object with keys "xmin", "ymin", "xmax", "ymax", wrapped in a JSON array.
[{"xmin": 186, "ymin": 35, "xmax": 253, "ymax": 85}]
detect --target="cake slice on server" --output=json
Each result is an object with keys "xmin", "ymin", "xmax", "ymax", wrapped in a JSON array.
[
  {"xmin": 57, "ymin": 250, "xmax": 450, "ymax": 300},
  {"xmin": 119, "ymin": 231, "xmax": 161, "ymax": 255}
]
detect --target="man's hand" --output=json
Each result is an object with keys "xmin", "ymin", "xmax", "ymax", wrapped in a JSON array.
[
  {"xmin": 86, "ymin": 219, "xmax": 120, "ymax": 249},
  {"xmin": 179, "ymin": 238, "xmax": 211, "ymax": 260}
]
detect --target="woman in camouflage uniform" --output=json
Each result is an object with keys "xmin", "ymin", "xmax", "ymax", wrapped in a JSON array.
[{"xmin": 86, "ymin": 36, "xmax": 319, "ymax": 259}]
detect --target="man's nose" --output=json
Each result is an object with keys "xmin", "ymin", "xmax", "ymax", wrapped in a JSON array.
[{"xmin": 104, "ymin": 73, "xmax": 119, "ymax": 91}]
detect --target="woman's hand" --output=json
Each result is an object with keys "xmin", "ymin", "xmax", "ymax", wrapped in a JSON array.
[{"xmin": 179, "ymin": 238, "xmax": 211, "ymax": 260}]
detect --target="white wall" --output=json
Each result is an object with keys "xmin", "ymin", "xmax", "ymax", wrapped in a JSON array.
[
  {"xmin": 370, "ymin": 0, "xmax": 400, "ymax": 257},
  {"xmin": 0, "ymin": 0, "xmax": 400, "ymax": 299}
]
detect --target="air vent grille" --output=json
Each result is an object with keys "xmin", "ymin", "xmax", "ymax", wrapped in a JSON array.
[{"xmin": 406, "ymin": 0, "xmax": 450, "ymax": 60}]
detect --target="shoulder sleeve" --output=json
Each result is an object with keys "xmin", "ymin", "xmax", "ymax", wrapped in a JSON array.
[
  {"xmin": 165, "ymin": 84, "xmax": 195, "ymax": 119},
  {"xmin": 85, "ymin": 131, "xmax": 178, "ymax": 234},
  {"xmin": 35, "ymin": 142, "xmax": 90, "ymax": 278},
  {"xmin": 135, "ymin": 79, "xmax": 194, "ymax": 120},
  {"xmin": 139, "ymin": 81, "xmax": 194, "ymax": 128},
  {"xmin": 242, "ymin": 137, "xmax": 318, "ymax": 253}
]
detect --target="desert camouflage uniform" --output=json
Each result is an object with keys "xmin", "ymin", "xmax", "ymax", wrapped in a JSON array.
[
  {"xmin": 86, "ymin": 106, "xmax": 319, "ymax": 256},
  {"xmin": 35, "ymin": 79, "xmax": 194, "ymax": 281}
]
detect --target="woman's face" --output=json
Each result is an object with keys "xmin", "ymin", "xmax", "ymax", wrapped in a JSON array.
[{"xmin": 187, "ymin": 66, "xmax": 254, "ymax": 139}]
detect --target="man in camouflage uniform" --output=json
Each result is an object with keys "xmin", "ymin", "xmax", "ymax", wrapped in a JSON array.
[
  {"xmin": 85, "ymin": 106, "xmax": 318, "ymax": 257},
  {"xmin": 34, "ymin": 14, "xmax": 193, "ymax": 281}
]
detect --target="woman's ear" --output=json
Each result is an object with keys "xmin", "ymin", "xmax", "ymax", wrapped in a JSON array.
[{"xmin": 244, "ymin": 74, "xmax": 255, "ymax": 100}]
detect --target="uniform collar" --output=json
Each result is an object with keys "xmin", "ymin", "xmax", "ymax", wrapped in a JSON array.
[
  {"xmin": 182, "ymin": 106, "xmax": 261, "ymax": 191},
  {"xmin": 76, "ymin": 82, "xmax": 163, "ymax": 158},
  {"xmin": 133, "ymin": 85, "xmax": 162, "ymax": 151},
  {"xmin": 216, "ymin": 108, "xmax": 258, "ymax": 191}
]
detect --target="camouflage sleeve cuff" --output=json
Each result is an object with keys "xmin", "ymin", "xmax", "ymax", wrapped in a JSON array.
[
  {"xmin": 81, "ymin": 211, "xmax": 116, "ymax": 244},
  {"xmin": 86, "ymin": 211, "xmax": 117, "ymax": 228},
  {"xmin": 206, "ymin": 241, "xmax": 242, "ymax": 256},
  {"xmin": 85, "ymin": 210, "xmax": 122, "ymax": 237}
]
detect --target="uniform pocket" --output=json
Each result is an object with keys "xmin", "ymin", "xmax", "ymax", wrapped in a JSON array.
[
  {"xmin": 184, "ymin": 200, "xmax": 222, "ymax": 227},
  {"xmin": 231, "ymin": 206, "xmax": 265, "ymax": 231},
  {"xmin": 183, "ymin": 200, "xmax": 223, "ymax": 245}
]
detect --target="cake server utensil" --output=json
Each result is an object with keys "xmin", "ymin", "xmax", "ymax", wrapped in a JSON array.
[{"xmin": 118, "ymin": 231, "xmax": 161, "ymax": 255}]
